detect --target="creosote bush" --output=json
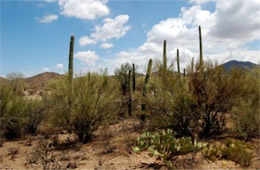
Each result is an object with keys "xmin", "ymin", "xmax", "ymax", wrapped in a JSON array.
[
  {"xmin": 46, "ymin": 72, "xmax": 121, "ymax": 143},
  {"xmin": 0, "ymin": 85, "xmax": 28, "ymax": 139},
  {"xmin": 231, "ymin": 68, "xmax": 260, "ymax": 140}
]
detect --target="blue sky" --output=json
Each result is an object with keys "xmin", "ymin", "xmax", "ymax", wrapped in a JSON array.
[{"xmin": 1, "ymin": 0, "xmax": 259, "ymax": 77}]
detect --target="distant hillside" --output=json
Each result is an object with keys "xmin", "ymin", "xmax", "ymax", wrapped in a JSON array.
[
  {"xmin": 25, "ymin": 72, "xmax": 63, "ymax": 91},
  {"xmin": 221, "ymin": 60, "xmax": 258, "ymax": 72}
]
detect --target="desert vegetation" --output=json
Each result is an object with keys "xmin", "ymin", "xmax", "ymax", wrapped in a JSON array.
[{"xmin": 0, "ymin": 26, "xmax": 259, "ymax": 169}]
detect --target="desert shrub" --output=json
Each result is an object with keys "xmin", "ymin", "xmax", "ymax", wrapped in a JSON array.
[
  {"xmin": 133, "ymin": 129, "xmax": 207, "ymax": 167},
  {"xmin": 143, "ymin": 63, "xmax": 198, "ymax": 136},
  {"xmin": 189, "ymin": 62, "xmax": 240, "ymax": 137},
  {"xmin": 46, "ymin": 72, "xmax": 121, "ymax": 143},
  {"xmin": 6, "ymin": 72, "xmax": 28, "ymax": 96},
  {"xmin": 24, "ymin": 100, "xmax": 46, "ymax": 135},
  {"xmin": 203, "ymin": 138, "xmax": 253, "ymax": 167},
  {"xmin": 114, "ymin": 63, "xmax": 133, "ymax": 116},
  {"xmin": 114, "ymin": 62, "xmax": 132, "ymax": 96},
  {"xmin": 231, "ymin": 68, "xmax": 260, "ymax": 140},
  {"xmin": 0, "ymin": 85, "xmax": 28, "ymax": 139}
]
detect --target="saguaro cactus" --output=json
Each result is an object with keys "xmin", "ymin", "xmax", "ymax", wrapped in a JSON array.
[
  {"xmin": 142, "ymin": 59, "xmax": 153, "ymax": 113},
  {"xmin": 132, "ymin": 64, "xmax": 136, "ymax": 92},
  {"xmin": 67, "ymin": 35, "xmax": 74, "ymax": 124},
  {"xmin": 68, "ymin": 35, "xmax": 74, "ymax": 84},
  {"xmin": 199, "ymin": 26, "xmax": 203, "ymax": 73},
  {"xmin": 163, "ymin": 40, "xmax": 167, "ymax": 71},
  {"xmin": 177, "ymin": 49, "xmax": 181, "ymax": 85},
  {"xmin": 128, "ymin": 70, "xmax": 132, "ymax": 116}
]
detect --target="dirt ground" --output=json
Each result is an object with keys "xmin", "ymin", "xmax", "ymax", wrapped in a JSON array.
[{"xmin": 0, "ymin": 118, "xmax": 259, "ymax": 170}]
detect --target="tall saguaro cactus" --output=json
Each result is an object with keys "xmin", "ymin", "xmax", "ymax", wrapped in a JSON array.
[
  {"xmin": 199, "ymin": 26, "xmax": 203, "ymax": 73},
  {"xmin": 142, "ymin": 59, "xmax": 153, "ymax": 113},
  {"xmin": 163, "ymin": 40, "xmax": 167, "ymax": 71},
  {"xmin": 132, "ymin": 64, "xmax": 136, "ymax": 92},
  {"xmin": 177, "ymin": 49, "xmax": 181, "ymax": 85},
  {"xmin": 128, "ymin": 70, "xmax": 132, "ymax": 116},
  {"xmin": 68, "ymin": 35, "xmax": 74, "ymax": 84},
  {"xmin": 67, "ymin": 35, "xmax": 74, "ymax": 125}
]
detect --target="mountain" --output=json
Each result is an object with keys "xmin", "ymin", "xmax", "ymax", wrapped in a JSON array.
[
  {"xmin": 25, "ymin": 72, "xmax": 63, "ymax": 91},
  {"xmin": 221, "ymin": 60, "xmax": 258, "ymax": 72}
]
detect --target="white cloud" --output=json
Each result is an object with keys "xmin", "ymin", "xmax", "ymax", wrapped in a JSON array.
[
  {"xmin": 100, "ymin": 43, "xmax": 113, "ymax": 49},
  {"xmin": 42, "ymin": 67, "xmax": 50, "ymax": 72},
  {"xmin": 79, "ymin": 15, "xmax": 131, "ymax": 47},
  {"xmin": 45, "ymin": 0, "xmax": 56, "ymax": 2},
  {"xmin": 102, "ymin": 0, "xmax": 259, "ymax": 74},
  {"xmin": 75, "ymin": 51, "xmax": 99, "ymax": 65},
  {"xmin": 58, "ymin": 0, "xmax": 109, "ymax": 20},
  {"xmin": 92, "ymin": 15, "xmax": 131, "ymax": 42},
  {"xmin": 79, "ymin": 36, "xmax": 96, "ymax": 46},
  {"xmin": 55, "ymin": 63, "xmax": 64, "ymax": 70},
  {"xmin": 38, "ymin": 14, "xmax": 58, "ymax": 23}
]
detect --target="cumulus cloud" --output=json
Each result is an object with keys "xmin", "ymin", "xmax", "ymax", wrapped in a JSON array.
[
  {"xmin": 55, "ymin": 63, "xmax": 64, "ymax": 70},
  {"xmin": 38, "ymin": 14, "xmax": 58, "ymax": 23},
  {"xmin": 100, "ymin": 43, "xmax": 113, "ymax": 49},
  {"xmin": 42, "ymin": 67, "xmax": 50, "ymax": 72},
  {"xmin": 58, "ymin": 0, "xmax": 109, "ymax": 20},
  {"xmin": 79, "ymin": 36, "xmax": 96, "ymax": 46},
  {"xmin": 75, "ymin": 51, "xmax": 99, "ymax": 65},
  {"xmin": 78, "ymin": 15, "xmax": 131, "ymax": 47},
  {"xmin": 106, "ymin": 0, "xmax": 260, "ymax": 74},
  {"xmin": 210, "ymin": 0, "xmax": 260, "ymax": 40}
]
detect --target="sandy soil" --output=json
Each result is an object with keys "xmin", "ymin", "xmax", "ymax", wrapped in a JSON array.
[{"xmin": 0, "ymin": 118, "xmax": 259, "ymax": 170}]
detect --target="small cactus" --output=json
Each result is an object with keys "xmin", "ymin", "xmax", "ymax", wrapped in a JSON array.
[{"xmin": 128, "ymin": 70, "xmax": 132, "ymax": 116}]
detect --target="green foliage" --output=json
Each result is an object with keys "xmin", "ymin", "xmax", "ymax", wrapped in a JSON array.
[
  {"xmin": 143, "ymin": 60, "xmax": 198, "ymax": 136},
  {"xmin": 189, "ymin": 63, "xmax": 240, "ymax": 136},
  {"xmin": 114, "ymin": 62, "xmax": 132, "ymax": 95},
  {"xmin": 231, "ymin": 68, "xmax": 260, "ymax": 140},
  {"xmin": 6, "ymin": 72, "xmax": 28, "ymax": 96},
  {"xmin": 46, "ymin": 73, "xmax": 121, "ymax": 143},
  {"xmin": 133, "ymin": 129, "xmax": 207, "ymax": 166},
  {"xmin": 203, "ymin": 138, "xmax": 253, "ymax": 167},
  {"xmin": 24, "ymin": 100, "xmax": 45, "ymax": 135},
  {"xmin": 0, "ymin": 85, "xmax": 28, "ymax": 139}
]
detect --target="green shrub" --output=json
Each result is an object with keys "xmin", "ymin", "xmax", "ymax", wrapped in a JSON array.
[
  {"xmin": 46, "ymin": 72, "xmax": 121, "ymax": 143},
  {"xmin": 133, "ymin": 129, "xmax": 207, "ymax": 167},
  {"xmin": 203, "ymin": 138, "xmax": 253, "ymax": 167},
  {"xmin": 6, "ymin": 72, "xmax": 28, "ymax": 96},
  {"xmin": 231, "ymin": 68, "xmax": 260, "ymax": 140},
  {"xmin": 24, "ymin": 100, "xmax": 45, "ymax": 135},
  {"xmin": 189, "ymin": 62, "xmax": 241, "ymax": 136},
  {"xmin": 0, "ymin": 85, "xmax": 28, "ymax": 139},
  {"xmin": 143, "ymin": 62, "xmax": 198, "ymax": 136}
]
